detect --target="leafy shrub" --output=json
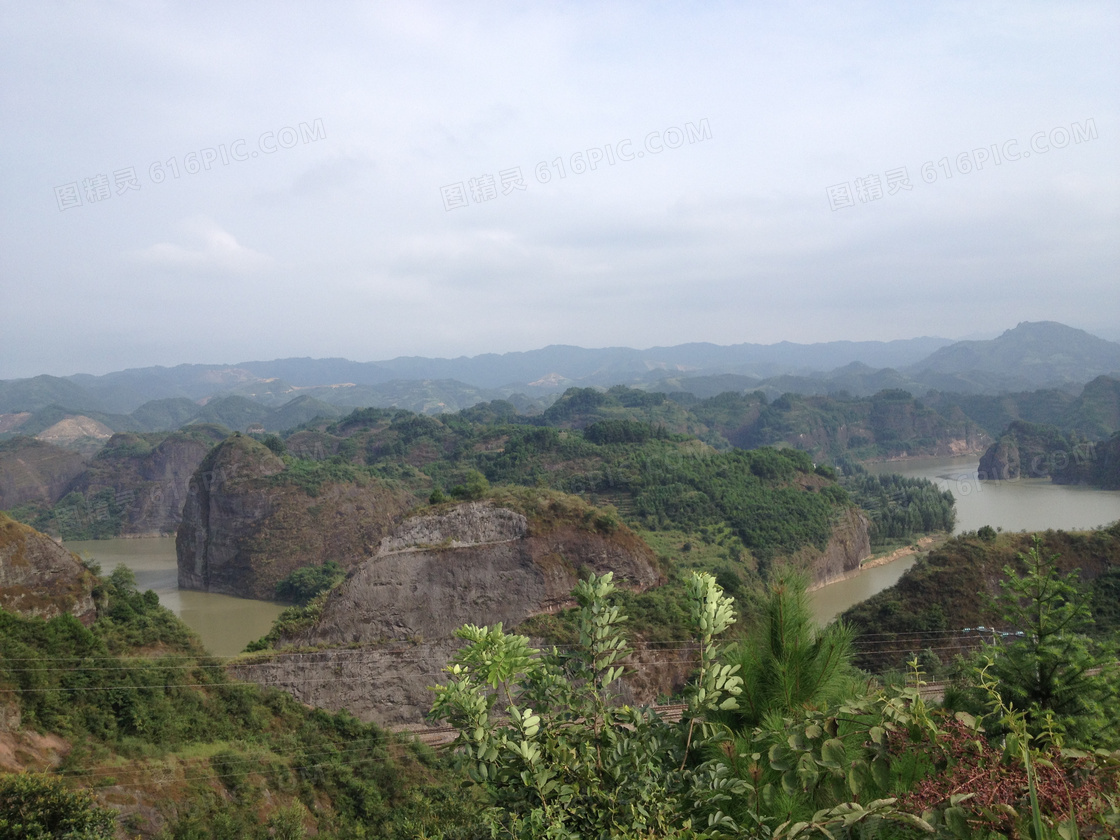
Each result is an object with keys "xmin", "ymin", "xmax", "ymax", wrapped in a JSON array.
[
  {"xmin": 274, "ymin": 560, "xmax": 345, "ymax": 606},
  {"xmin": 0, "ymin": 772, "xmax": 116, "ymax": 839}
]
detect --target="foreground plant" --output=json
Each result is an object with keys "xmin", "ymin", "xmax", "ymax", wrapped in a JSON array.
[{"xmin": 429, "ymin": 571, "xmax": 746, "ymax": 839}]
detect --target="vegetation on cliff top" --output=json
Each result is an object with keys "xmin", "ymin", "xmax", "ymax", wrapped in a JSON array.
[{"xmin": 0, "ymin": 563, "xmax": 475, "ymax": 838}]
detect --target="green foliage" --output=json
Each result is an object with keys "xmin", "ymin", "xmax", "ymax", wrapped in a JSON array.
[
  {"xmin": 429, "ymin": 571, "xmax": 746, "ymax": 838},
  {"xmin": 273, "ymin": 455, "xmax": 372, "ymax": 497},
  {"xmin": 584, "ymin": 418, "xmax": 659, "ymax": 445},
  {"xmin": 0, "ymin": 574, "xmax": 478, "ymax": 839},
  {"xmin": 0, "ymin": 772, "xmax": 116, "ymax": 839},
  {"xmin": 260, "ymin": 433, "xmax": 286, "ymax": 455},
  {"xmin": 624, "ymin": 446, "xmax": 842, "ymax": 561},
  {"xmin": 243, "ymin": 596, "xmax": 328, "ymax": 652},
  {"xmin": 11, "ymin": 488, "xmax": 127, "ymax": 540},
  {"xmin": 841, "ymin": 526, "xmax": 1120, "ymax": 673},
  {"xmin": 842, "ymin": 473, "xmax": 956, "ymax": 546},
  {"xmin": 975, "ymin": 538, "xmax": 1120, "ymax": 748},
  {"xmin": 449, "ymin": 468, "xmax": 490, "ymax": 501},
  {"xmin": 93, "ymin": 564, "xmax": 198, "ymax": 654},
  {"xmin": 718, "ymin": 572, "xmax": 859, "ymax": 731},
  {"xmin": 274, "ymin": 560, "xmax": 345, "ymax": 606}
]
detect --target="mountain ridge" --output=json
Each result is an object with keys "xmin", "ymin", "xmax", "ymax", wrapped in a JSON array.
[{"xmin": 3, "ymin": 324, "xmax": 1118, "ymax": 429}]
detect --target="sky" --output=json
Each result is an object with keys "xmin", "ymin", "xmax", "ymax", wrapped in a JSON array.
[{"xmin": 1, "ymin": 1, "xmax": 1118, "ymax": 380}]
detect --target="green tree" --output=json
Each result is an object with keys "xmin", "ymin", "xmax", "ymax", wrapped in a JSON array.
[
  {"xmin": 0, "ymin": 773, "xmax": 116, "ymax": 839},
  {"xmin": 429, "ymin": 571, "xmax": 746, "ymax": 839},
  {"xmin": 980, "ymin": 536, "xmax": 1120, "ymax": 747},
  {"xmin": 719, "ymin": 571, "xmax": 858, "ymax": 731},
  {"xmin": 451, "ymin": 469, "xmax": 490, "ymax": 500},
  {"xmin": 275, "ymin": 560, "xmax": 345, "ymax": 605}
]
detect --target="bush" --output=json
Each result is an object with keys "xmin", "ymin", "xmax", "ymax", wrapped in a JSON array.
[
  {"xmin": 0, "ymin": 772, "xmax": 116, "ymax": 839},
  {"xmin": 275, "ymin": 560, "xmax": 345, "ymax": 606}
]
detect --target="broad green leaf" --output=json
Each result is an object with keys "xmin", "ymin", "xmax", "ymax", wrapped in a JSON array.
[
  {"xmin": 796, "ymin": 751, "xmax": 819, "ymax": 788},
  {"xmin": 781, "ymin": 770, "xmax": 800, "ymax": 796},
  {"xmin": 820, "ymin": 738, "xmax": 846, "ymax": 768},
  {"xmin": 769, "ymin": 743, "xmax": 794, "ymax": 771},
  {"xmin": 870, "ymin": 756, "xmax": 891, "ymax": 790},
  {"xmin": 944, "ymin": 807, "xmax": 972, "ymax": 839}
]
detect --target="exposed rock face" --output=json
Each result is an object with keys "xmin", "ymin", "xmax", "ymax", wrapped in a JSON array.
[
  {"xmin": 737, "ymin": 394, "xmax": 992, "ymax": 460},
  {"xmin": 977, "ymin": 420, "xmax": 1089, "ymax": 482},
  {"xmin": 293, "ymin": 500, "xmax": 660, "ymax": 648},
  {"xmin": 236, "ymin": 497, "xmax": 662, "ymax": 725},
  {"xmin": 0, "ymin": 437, "xmax": 87, "ymax": 510},
  {"xmin": 0, "ymin": 512, "xmax": 96, "ymax": 623},
  {"xmin": 979, "ymin": 436, "xmax": 1021, "ymax": 481},
  {"xmin": 1051, "ymin": 432, "xmax": 1120, "ymax": 489},
  {"xmin": 34, "ymin": 415, "xmax": 115, "ymax": 456},
  {"xmin": 799, "ymin": 507, "xmax": 872, "ymax": 588},
  {"xmin": 70, "ymin": 429, "xmax": 226, "ymax": 536},
  {"xmin": 177, "ymin": 435, "xmax": 413, "ymax": 599}
]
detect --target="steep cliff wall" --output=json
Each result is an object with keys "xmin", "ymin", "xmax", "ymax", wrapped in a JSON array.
[
  {"xmin": 0, "ymin": 437, "xmax": 87, "ymax": 510},
  {"xmin": 0, "ymin": 512, "xmax": 96, "ymax": 623},
  {"xmin": 68, "ymin": 429, "xmax": 226, "ymax": 536},
  {"xmin": 236, "ymin": 496, "xmax": 662, "ymax": 725},
  {"xmin": 290, "ymin": 499, "xmax": 660, "ymax": 648},
  {"xmin": 177, "ymin": 435, "xmax": 413, "ymax": 599},
  {"xmin": 801, "ymin": 506, "xmax": 873, "ymax": 588},
  {"xmin": 978, "ymin": 420, "xmax": 1092, "ymax": 482}
]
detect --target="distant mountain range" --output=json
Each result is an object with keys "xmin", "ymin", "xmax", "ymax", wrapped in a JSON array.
[{"xmin": 2, "ymin": 322, "xmax": 1119, "ymax": 440}]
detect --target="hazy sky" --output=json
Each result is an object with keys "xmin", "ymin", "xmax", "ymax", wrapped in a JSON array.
[{"xmin": 2, "ymin": 2, "xmax": 1118, "ymax": 379}]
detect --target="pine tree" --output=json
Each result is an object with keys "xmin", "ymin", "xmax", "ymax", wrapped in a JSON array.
[
  {"xmin": 983, "ymin": 537, "xmax": 1120, "ymax": 747},
  {"xmin": 719, "ymin": 570, "xmax": 858, "ymax": 731}
]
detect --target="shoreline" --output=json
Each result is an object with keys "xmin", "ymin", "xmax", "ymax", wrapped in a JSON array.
[
  {"xmin": 859, "ymin": 534, "xmax": 939, "ymax": 570},
  {"xmin": 809, "ymin": 534, "xmax": 942, "ymax": 592}
]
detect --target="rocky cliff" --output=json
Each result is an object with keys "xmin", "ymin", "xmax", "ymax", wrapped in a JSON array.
[
  {"xmin": 0, "ymin": 437, "xmax": 87, "ymax": 510},
  {"xmin": 234, "ymin": 494, "xmax": 662, "ymax": 725},
  {"xmin": 978, "ymin": 420, "xmax": 1092, "ymax": 482},
  {"xmin": 0, "ymin": 512, "xmax": 96, "ymax": 623},
  {"xmin": 177, "ymin": 434, "xmax": 414, "ymax": 599},
  {"xmin": 68, "ymin": 428, "xmax": 227, "ymax": 536},
  {"xmin": 799, "ymin": 506, "xmax": 873, "ymax": 588}
]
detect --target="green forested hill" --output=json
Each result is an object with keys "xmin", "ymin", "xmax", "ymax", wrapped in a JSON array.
[
  {"xmin": 0, "ymin": 564, "xmax": 472, "ymax": 837},
  {"xmin": 841, "ymin": 524, "xmax": 1120, "ymax": 672}
]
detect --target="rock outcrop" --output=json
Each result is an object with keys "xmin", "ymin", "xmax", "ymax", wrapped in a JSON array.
[
  {"xmin": 802, "ymin": 506, "xmax": 873, "ymax": 588},
  {"xmin": 234, "ymin": 495, "xmax": 662, "ymax": 725},
  {"xmin": 69, "ymin": 428, "xmax": 227, "ymax": 536},
  {"xmin": 0, "ymin": 437, "xmax": 87, "ymax": 510},
  {"xmin": 293, "ymin": 499, "xmax": 660, "ymax": 648},
  {"xmin": 0, "ymin": 512, "xmax": 96, "ymax": 623},
  {"xmin": 177, "ymin": 434, "xmax": 413, "ymax": 600},
  {"xmin": 978, "ymin": 435, "xmax": 1021, "ymax": 481},
  {"xmin": 978, "ymin": 420, "xmax": 1093, "ymax": 482}
]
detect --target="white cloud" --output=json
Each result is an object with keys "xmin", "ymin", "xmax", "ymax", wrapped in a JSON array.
[{"xmin": 127, "ymin": 217, "xmax": 273, "ymax": 274}]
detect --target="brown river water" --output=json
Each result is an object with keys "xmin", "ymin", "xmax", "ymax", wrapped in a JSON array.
[{"xmin": 66, "ymin": 455, "xmax": 1120, "ymax": 653}]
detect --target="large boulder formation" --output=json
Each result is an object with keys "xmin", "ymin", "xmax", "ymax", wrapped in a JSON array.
[
  {"xmin": 233, "ymin": 493, "xmax": 662, "ymax": 725},
  {"xmin": 177, "ymin": 434, "xmax": 413, "ymax": 600},
  {"xmin": 0, "ymin": 512, "xmax": 96, "ymax": 623},
  {"xmin": 67, "ymin": 427, "xmax": 227, "ymax": 536},
  {"xmin": 0, "ymin": 437, "xmax": 87, "ymax": 510},
  {"xmin": 732, "ymin": 391, "xmax": 992, "ymax": 460},
  {"xmin": 293, "ymin": 498, "xmax": 660, "ymax": 647},
  {"xmin": 978, "ymin": 435, "xmax": 1021, "ymax": 481},
  {"xmin": 1051, "ymin": 431, "xmax": 1120, "ymax": 489},
  {"xmin": 978, "ymin": 420, "xmax": 1091, "ymax": 482}
]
